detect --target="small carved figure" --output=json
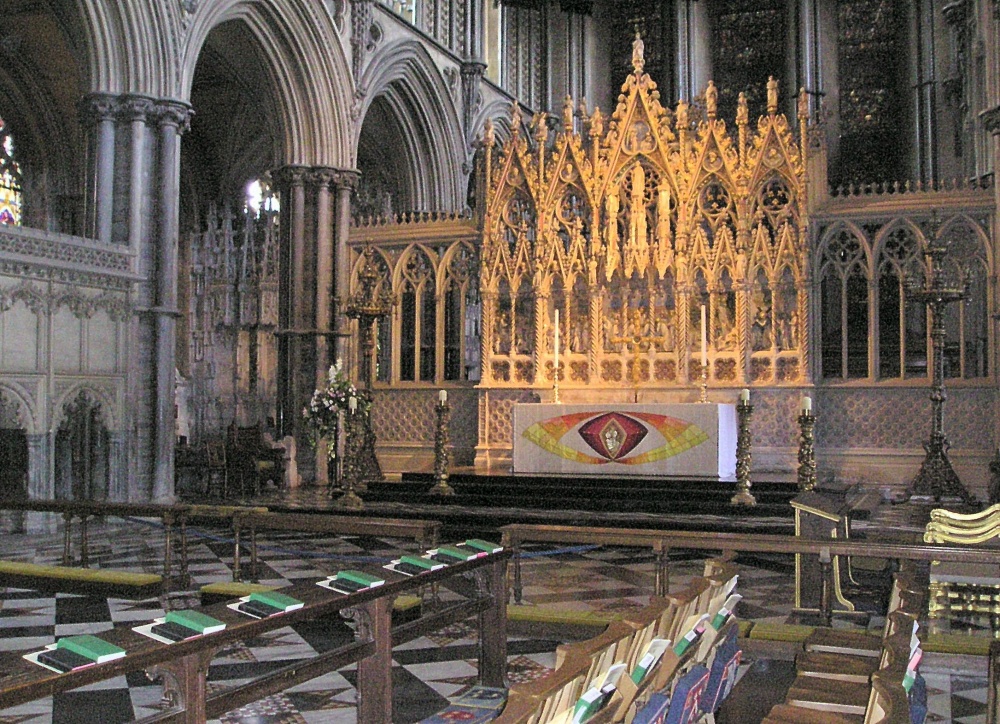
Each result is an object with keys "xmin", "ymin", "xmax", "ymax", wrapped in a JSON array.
[
  {"xmin": 605, "ymin": 189, "xmax": 620, "ymax": 246},
  {"xmin": 493, "ymin": 310, "xmax": 510, "ymax": 354},
  {"xmin": 737, "ymin": 92, "xmax": 749, "ymax": 126},
  {"xmin": 563, "ymin": 95, "xmax": 574, "ymax": 132},
  {"xmin": 705, "ymin": 80, "xmax": 718, "ymax": 119},
  {"xmin": 590, "ymin": 106, "xmax": 604, "ymax": 138},
  {"xmin": 632, "ymin": 30, "xmax": 644, "ymax": 74},
  {"xmin": 767, "ymin": 76, "xmax": 779, "ymax": 114},
  {"xmin": 628, "ymin": 164, "xmax": 647, "ymax": 253},
  {"xmin": 798, "ymin": 87, "xmax": 809, "ymax": 121},
  {"xmin": 676, "ymin": 99, "xmax": 689, "ymax": 131},
  {"xmin": 656, "ymin": 181, "xmax": 671, "ymax": 244}
]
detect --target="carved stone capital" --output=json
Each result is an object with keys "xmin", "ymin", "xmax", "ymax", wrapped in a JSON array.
[
  {"xmin": 78, "ymin": 93, "xmax": 119, "ymax": 126},
  {"xmin": 306, "ymin": 167, "xmax": 338, "ymax": 189},
  {"xmin": 117, "ymin": 95, "xmax": 156, "ymax": 123},
  {"xmin": 152, "ymin": 100, "xmax": 194, "ymax": 134},
  {"xmin": 981, "ymin": 105, "xmax": 1000, "ymax": 135},
  {"xmin": 271, "ymin": 165, "xmax": 309, "ymax": 188},
  {"xmin": 332, "ymin": 169, "xmax": 361, "ymax": 190}
]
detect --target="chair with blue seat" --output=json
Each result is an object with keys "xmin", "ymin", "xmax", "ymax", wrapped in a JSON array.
[{"xmin": 632, "ymin": 663, "xmax": 710, "ymax": 724}]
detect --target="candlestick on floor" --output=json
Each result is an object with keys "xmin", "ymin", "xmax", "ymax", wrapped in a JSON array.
[
  {"xmin": 335, "ymin": 410, "xmax": 365, "ymax": 510},
  {"xmin": 797, "ymin": 410, "xmax": 817, "ymax": 492},
  {"xmin": 731, "ymin": 398, "xmax": 756, "ymax": 506},
  {"xmin": 429, "ymin": 399, "xmax": 455, "ymax": 496}
]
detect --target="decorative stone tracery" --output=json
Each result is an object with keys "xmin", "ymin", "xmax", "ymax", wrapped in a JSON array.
[{"xmin": 480, "ymin": 43, "xmax": 811, "ymax": 395}]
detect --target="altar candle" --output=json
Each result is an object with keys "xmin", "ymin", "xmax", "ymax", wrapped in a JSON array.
[
  {"xmin": 700, "ymin": 304, "xmax": 708, "ymax": 367},
  {"xmin": 348, "ymin": 395, "xmax": 357, "ymax": 413},
  {"xmin": 439, "ymin": 389, "xmax": 447, "ymax": 404},
  {"xmin": 801, "ymin": 395, "xmax": 812, "ymax": 414},
  {"xmin": 740, "ymin": 388, "xmax": 750, "ymax": 403},
  {"xmin": 553, "ymin": 309, "xmax": 560, "ymax": 372}
]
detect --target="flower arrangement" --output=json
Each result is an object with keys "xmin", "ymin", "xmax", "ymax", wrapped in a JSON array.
[{"xmin": 302, "ymin": 359, "xmax": 366, "ymax": 455}]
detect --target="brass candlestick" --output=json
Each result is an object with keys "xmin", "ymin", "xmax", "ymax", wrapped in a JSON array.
[
  {"xmin": 699, "ymin": 362, "xmax": 709, "ymax": 403},
  {"xmin": 335, "ymin": 407, "xmax": 365, "ymax": 510},
  {"xmin": 797, "ymin": 411, "xmax": 817, "ymax": 492},
  {"xmin": 731, "ymin": 399, "xmax": 756, "ymax": 506},
  {"xmin": 429, "ymin": 399, "xmax": 455, "ymax": 496}
]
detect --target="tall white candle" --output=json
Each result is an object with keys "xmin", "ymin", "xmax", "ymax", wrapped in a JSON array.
[
  {"xmin": 553, "ymin": 309, "xmax": 560, "ymax": 373},
  {"xmin": 700, "ymin": 304, "xmax": 708, "ymax": 367},
  {"xmin": 439, "ymin": 389, "xmax": 447, "ymax": 404},
  {"xmin": 740, "ymin": 388, "xmax": 750, "ymax": 403},
  {"xmin": 801, "ymin": 395, "xmax": 812, "ymax": 414},
  {"xmin": 348, "ymin": 395, "xmax": 357, "ymax": 413}
]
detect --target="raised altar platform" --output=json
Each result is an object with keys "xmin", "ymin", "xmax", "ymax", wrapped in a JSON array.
[{"xmin": 512, "ymin": 403, "xmax": 737, "ymax": 478}]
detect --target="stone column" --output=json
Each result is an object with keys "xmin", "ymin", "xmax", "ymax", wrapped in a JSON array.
[
  {"xmin": 273, "ymin": 166, "xmax": 307, "ymax": 437},
  {"xmin": 676, "ymin": 0, "xmax": 712, "ymax": 102},
  {"xmin": 310, "ymin": 168, "xmax": 337, "ymax": 380},
  {"xmin": 332, "ymin": 171, "xmax": 359, "ymax": 364},
  {"xmin": 79, "ymin": 93, "xmax": 118, "ymax": 244},
  {"xmin": 117, "ymin": 96, "xmax": 154, "ymax": 249},
  {"xmin": 25, "ymin": 433, "xmax": 54, "ymax": 533},
  {"xmin": 150, "ymin": 100, "xmax": 192, "ymax": 502}
]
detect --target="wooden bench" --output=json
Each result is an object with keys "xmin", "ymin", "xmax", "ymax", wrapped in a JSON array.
[
  {"xmin": 764, "ymin": 572, "xmax": 927, "ymax": 723},
  {"xmin": 0, "ymin": 560, "xmax": 162, "ymax": 598}
]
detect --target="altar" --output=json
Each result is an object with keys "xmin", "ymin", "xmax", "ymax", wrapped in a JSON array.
[{"xmin": 512, "ymin": 403, "xmax": 737, "ymax": 478}]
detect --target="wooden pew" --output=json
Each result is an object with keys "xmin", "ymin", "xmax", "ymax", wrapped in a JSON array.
[{"xmin": 0, "ymin": 560, "xmax": 162, "ymax": 599}]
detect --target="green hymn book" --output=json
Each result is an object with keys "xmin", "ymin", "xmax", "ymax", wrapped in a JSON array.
[
  {"xmin": 336, "ymin": 570, "xmax": 385, "ymax": 587},
  {"xmin": 56, "ymin": 634, "xmax": 126, "ymax": 663},
  {"xmin": 165, "ymin": 609, "xmax": 227, "ymax": 634},
  {"xmin": 248, "ymin": 591, "xmax": 304, "ymax": 612}
]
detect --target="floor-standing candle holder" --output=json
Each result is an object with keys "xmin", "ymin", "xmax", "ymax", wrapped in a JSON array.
[
  {"xmin": 731, "ymin": 399, "xmax": 756, "ymax": 506},
  {"xmin": 429, "ymin": 399, "xmax": 455, "ymax": 496},
  {"xmin": 797, "ymin": 411, "xmax": 817, "ymax": 492},
  {"xmin": 335, "ymin": 409, "xmax": 365, "ymax": 510}
]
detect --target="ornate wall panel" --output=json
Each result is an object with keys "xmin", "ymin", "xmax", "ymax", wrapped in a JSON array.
[{"xmin": 480, "ymin": 43, "xmax": 811, "ymax": 395}]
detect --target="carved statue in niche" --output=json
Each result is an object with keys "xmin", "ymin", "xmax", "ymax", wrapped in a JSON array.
[
  {"xmin": 777, "ymin": 309, "xmax": 798, "ymax": 350},
  {"xmin": 656, "ymin": 181, "xmax": 670, "ymax": 244},
  {"xmin": 628, "ymin": 164, "xmax": 648, "ymax": 254},
  {"xmin": 605, "ymin": 189, "xmax": 620, "ymax": 247},
  {"xmin": 571, "ymin": 312, "xmax": 587, "ymax": 353},
  {"xmin": 715, "ymin": 296, "xmax": 738, "ymax": 351},
  {"xmin": 751, "ymin": 290, "xmax": 772, "ymax": 350},
  {"xmin": 493, "ymin": 309, "xmax": 510, "ymax": 354}
]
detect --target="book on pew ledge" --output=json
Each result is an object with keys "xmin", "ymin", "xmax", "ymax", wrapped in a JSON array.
[
  {"xmin": 318, "ymin": 570, "xmax": 386, "ymax": 594},
  {"xmin": 903, "ymin": 648, "xmax": 923, "ymax": 692},
  {"xmin": 710, "ymin": 593, "xmax": 742, "ymax": 629},
  {"xmin": 33, "ymin": 646, "xmax": 97, "ymax": 673},
  {"xmin": 571, "ymin": 663, "xmax": 627, "ymax": 723},
  {"xmin": 236, "ymin": 599, "xmax": 286, "ymax": 619},
  {"xmin": 249, "ymin": 590, "xmax": 303, "ymax": 612},
  {"xmin": 630, "ymin": 638, "xmax": 671, "ymax": 684},
  {"xmin": 56, "ymin": 634, "xmax": 126, "ymax": 664},
  {"xmin": 673, "ymin": 613, "xmax": 710, "ymax": 656},
  {"xmin": 386, "ymin": 555, "xmax": 446, "ymax": 576},
  {"xmin": 165, "ymin": 609, "xmax": 226, "ymax": 635},
  {"xmin": 149, "ymin": 621, "xmax": 202, "ymax": 642},
  {"xmin": 431, "ymin": 545, "xmax": 487, "ymax": 563},
  {"xmin": 463, "ymin": 539, "xmax": 502, "ymax": 553}
]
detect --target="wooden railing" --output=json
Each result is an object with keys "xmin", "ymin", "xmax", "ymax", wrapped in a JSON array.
[
  {"xmin": 0, "ymin": 549, "xmax": 509, "ymax": 723},
  {"xmin": 499, "ymin": 523, "xmax": 1000, "ymax": 623},
  {"xmin": 0, "ymin": 500, "xmax": 440, "ymax": 586}
]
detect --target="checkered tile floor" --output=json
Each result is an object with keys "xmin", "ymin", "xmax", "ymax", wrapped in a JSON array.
[{"xmin": 0, "ymin": 514, "xmax": 991, "ymax": 723}]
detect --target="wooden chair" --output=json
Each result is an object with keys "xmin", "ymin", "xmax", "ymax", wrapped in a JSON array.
[{"xmin": 226, "ymin": 423, "xmax": 284, "ymax": 498}]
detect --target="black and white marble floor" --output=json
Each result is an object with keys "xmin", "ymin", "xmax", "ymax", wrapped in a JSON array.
[{"xmin": 0, "ymin": 511, "xmax": 991, "ymax": 723}]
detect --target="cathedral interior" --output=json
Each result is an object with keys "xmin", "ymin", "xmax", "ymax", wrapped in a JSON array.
[{"xmin": 1, "ymin": 0, "xmax": 1000, "ymax": 722}]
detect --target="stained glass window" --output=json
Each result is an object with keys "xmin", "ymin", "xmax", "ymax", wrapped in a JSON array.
[
  {"xmin": 833, "ymin": 0, "xmax": 907, "ymax": 187},
  {"xmin": 710, "ymin": 0, "xmax": 788, "ymax": 122},
  {"xmin": 0, "ymin": 118, "xmax": 22, "ymax": 226}
]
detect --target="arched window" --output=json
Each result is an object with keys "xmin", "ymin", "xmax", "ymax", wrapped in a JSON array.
[
  {"xmin": 876, "ymin": 226, "xmax": 925, "ymax": 379},
  {"xmin": 819, "ymin": 226, "xmax": 870, "ymax": 379},
  {"xmin": 398, "ymin": 247, "xmax": 436, "ymax": 382},
  {"xmin": 0, "ymin": 118, "xmax": 22, "ymax": 226}
]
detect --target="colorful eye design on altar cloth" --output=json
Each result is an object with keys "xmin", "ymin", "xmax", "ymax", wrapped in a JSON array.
[{"xmin": 521, "ymin": 411, "xmax": 709, "ymax": 465}]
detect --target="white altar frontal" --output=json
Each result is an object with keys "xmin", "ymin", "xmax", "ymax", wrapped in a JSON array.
[{"xmin": 512, "ymin": 403, "xmax": 737, "ymax": 479}]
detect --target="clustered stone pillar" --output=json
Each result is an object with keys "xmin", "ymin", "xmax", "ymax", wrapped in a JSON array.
[
  {"xmin": 75, "ymin": 93, "xmax": 191, "ymax": 503},
  {"xmin": 332, "ymin": 171, "xmax": 359, "ymax": 365},
  {"xmin": 273, "ymin": 165, "xmax": 359, "ymax": 484},
  {"xmin": 150, "ymin": 101, "xmax": 192, "ymax": 502}
]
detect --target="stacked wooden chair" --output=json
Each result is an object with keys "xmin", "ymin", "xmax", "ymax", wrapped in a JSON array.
[
  {"xmin": 763, "ymin": 570, "xmax": 928, "ymax": 723},
  {"xmin": 923, "ymin": 503, "xmax": 1000, "ymax": 620},
  {"xmin": 490, "ymin": 557, "xmax": 742, "ymax": 724}
]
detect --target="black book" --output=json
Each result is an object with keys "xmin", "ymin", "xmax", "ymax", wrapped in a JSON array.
[
  {"xmin": 150, "ymin": 621, "xmax": 201, "ymax": 642},
  {"xmin": 394, "ymin": 561, "xmax": 430, "ymax": 576},
  {"xmin": 329, "ymin": 577, "xmax": 367, "ymax": 594},
  {"xmin": 238, "ymin": 599, "xmax": 283, "ymax": 618},
  {"xmin": 37, "ymin": 647, "xmax": 95, "ymax": 672},
  {"xmin": 430, "ymin": 553, "xmax": 457, "ymax": 565}
]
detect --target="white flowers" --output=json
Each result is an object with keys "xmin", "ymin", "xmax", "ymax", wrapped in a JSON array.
[{"xmin": 328, "ymin": 358, "xmax": 343, "ymax": 384}]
